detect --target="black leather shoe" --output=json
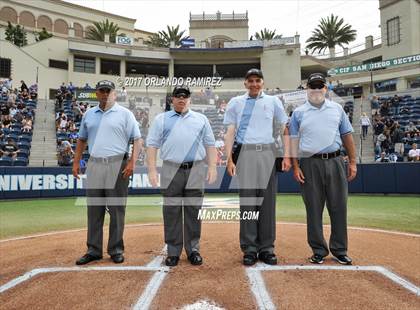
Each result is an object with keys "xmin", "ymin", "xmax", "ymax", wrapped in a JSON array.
[
  {"xmin": 111, "ymin": 253, "xmax": 124, "ymax": 264},
  {"xmin": 243, "ymin": 253, "xmax": 258, "ymax": 266},
  {"xmin": 333, "ymin": 255, "xmax": 352, "ymax": 265},
  {"xmin": 75, "ymin": 254, "xmax": 102, "ymax": 265},
  {"xmin": 165, "ymin": 256, "xmax": 179, "ymax": 267},
  {"xmin": 188, "ymin": 252, "xmax": 203, "ymax": 266},
  {"xmin": 309, "ymin": 254, "xmax": 325, "ymax": 264},
  {"xmin": 258, "ymin": 252, "xmax": 278, "ymax": 265}
]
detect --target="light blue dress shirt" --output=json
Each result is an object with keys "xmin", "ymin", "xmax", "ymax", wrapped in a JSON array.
[
  {"xmin": 78, "ymin": 103, "xmax": 141, "ymax": 157},
  {"xmin": 146, "ymin": 109, "xmax": 215, "ymax": 163},
  {"xmin": 223, "ymin": 92, "xmax": 288, "ymax": 144},
  {"xmin": 288, "ymin": 99, "xmax": 353, "ymax": 154}
]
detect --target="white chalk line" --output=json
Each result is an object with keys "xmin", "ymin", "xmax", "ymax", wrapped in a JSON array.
[
  {"xmin": 1, "ymin": 222, "xmax": 418, "ymax": 243},
  {"xmin": 0, "ymin": 245, "xmax": 170, "ymax": 310},
  {"xmin": 246, "ymin": 264, "xmax": 419, "ymax": 309},
  {"xmin": 0, "ymin": 265, "xmax": 167, "ymax": 294},
  {"xmin": 246, "ymin": 268, "xmax": 276, "ymax": 310},
  {"xmin": 133, "ymin": 245, "xmax": 168, "ymax": 310}
]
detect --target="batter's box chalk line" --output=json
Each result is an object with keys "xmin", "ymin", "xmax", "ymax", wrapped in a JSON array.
[
  {"xmin": 246, "ymin": 263, "xmax": 420, "ymax": 310},
  {"xmin": 0, "ymin": 246, "xmax": 170, "ymax": 310}
]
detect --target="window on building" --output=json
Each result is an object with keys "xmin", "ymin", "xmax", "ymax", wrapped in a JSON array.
[
  {"xmin": 386, "ymin": 17, "xmax": 400, "ymax": 46},
  {"xmin": 0, "ymin": 58, "xmax": 11, "ymax": 78},
  {"xmin": 74, "ymin": 55, "xmax": 95, "ymax": 73},
  {"xmin": 216, "ymin": 63, "xmax": 260, "ymax": 79},
  {"xmin": 174, "ymin": 64, "xmax": 213, "ymax": 78},
  {"xmin": 100, "ymin": 58, "xmax": 120, "ymax": 75},
  {"xmin": 126, "ymin": 62, "xmax": 168, "ymax": 77},
  {"xmin": 49, "ymin": 59, "xmax": 68, "ymax": 70}
]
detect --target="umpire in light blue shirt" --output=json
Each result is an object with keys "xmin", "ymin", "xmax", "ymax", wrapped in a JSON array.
[
  {"xmin": 73, "ymin": 80, "xmax": 142, "ymax": 265},
  {"xmin": 289, "ymin": 73, "xmax": 357, "ymax": 266},
  {"xmin": 146, "ymin": 85, "xmax": 217, "ymax": 267},
  {"xmin": 223, "ymin": 69, "xmax": 291, "ymax": 266}
]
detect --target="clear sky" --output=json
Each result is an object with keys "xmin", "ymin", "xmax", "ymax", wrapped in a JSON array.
[{"xmin": 65, "ymin": 0, "xmax": 381, "ymax": 55}]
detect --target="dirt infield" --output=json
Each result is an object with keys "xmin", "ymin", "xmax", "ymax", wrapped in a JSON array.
[{"xmin": 0, "ymin": 223, "xmax": 419, "ymax": 309}]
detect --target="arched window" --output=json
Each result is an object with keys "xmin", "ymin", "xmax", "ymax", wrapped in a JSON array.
[
  {"xmin": 73, "ymin": 22, "xmax": 83, "ymax": 37},
  {"xmin": 0, "ymin": 7, "xmax": 17, "ymax": 23},
  {"xmin": 37, "ymin": 15, "xmax": 52, "ymax": 31},
  {"xmin": 19, "ymin": 11, "xmax": 35, "ymax": 28},
  {"xmin": 54, "ymin": 19, "xmax": 68, "ymax": 34}
]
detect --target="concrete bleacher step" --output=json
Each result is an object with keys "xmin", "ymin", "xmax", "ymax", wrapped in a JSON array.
[{"xmin": 29, "ymin": 99, "xmax": 58, "ymax": 167}]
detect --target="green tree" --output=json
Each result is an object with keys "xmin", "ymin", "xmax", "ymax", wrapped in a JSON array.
[
  {"xmin": 252, "ymin": 28, "xmax": 282, "ymax": 40},
  {"xmin": 86, "ymin": 19, "xmax": 120, "ymax": 43},
  {"xmin": 305, "ymin": 14, "xmax": 356, "ymax": 57},
  {"xmin": 35, "ymin": 27, "xmax": 53, "ymax": 42},
  {"xmin": 5, "ymin": 21, "xmax": 27, "ymax": 47},
  {"xmin": 147, "ymin": 25, "xmax": 186, "ymax": 47}
]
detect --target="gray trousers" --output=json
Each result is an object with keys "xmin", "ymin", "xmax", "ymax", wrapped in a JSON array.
[
  {"xmin": 237, "ymin": 148, "xmax": 277, "ymax": 255},
  {"xmin": 85, "ymin": 157, "xmax": 129, "ymax": 257},
  {"xmin": 161, "ymin": 161, "xmax": 205, "ymax": 257},
  {"xmin": 299, "ymin": 156, "xmax": 348, "ymax": 257}
]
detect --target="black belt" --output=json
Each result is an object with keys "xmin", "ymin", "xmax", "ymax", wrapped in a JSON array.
[
  {"xmin": 89, "ymin": 153, "xmax": 128, "ymax": 163},
  {"xmin": 163, "ymin": 160, "xmax": 204, "ymax": 169},
  {"xmin": 239, "ymin": 143, "xmax": 274, "ymax": 152},
  {"xmin": 311, "ymin": 150, "xmax": 341, "ymax": 159}
]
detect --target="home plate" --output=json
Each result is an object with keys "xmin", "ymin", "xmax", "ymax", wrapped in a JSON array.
[{"xmin": 181, "ymin": 300, "xmax": 225, "ymax": 310}]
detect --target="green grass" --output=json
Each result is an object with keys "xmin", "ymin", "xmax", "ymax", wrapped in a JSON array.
[{"xmin": 0, "ymin": 194, "xmax": 419, "ymax": 239}]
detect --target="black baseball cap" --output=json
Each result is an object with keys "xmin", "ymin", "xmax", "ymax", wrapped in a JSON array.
[
  {"xmin": 245, "ymin": 68, "xmax": 263, "ymax": 80},
  {"xmin": 96, "ymin": 80, "xmax": 115, "ymax": 90},
  {"xmin": 172, "ymin": 85, "xmax": 191, "ymax": 98},
  {"xmin": 307, "ymin": 73, "xmax": 326, "ymax": 87}
]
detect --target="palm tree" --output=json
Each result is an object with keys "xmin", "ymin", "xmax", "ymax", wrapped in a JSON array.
[
  {"xmin": 252, "ymin": 28, "xmax": 282, "ymax": 40},
  {"xmin": 306, "ymin": 14, "xmax": 356, "ymax": 57},
  {"xmin": 86, "ymin": 19, "xmax": 120, "ymax": 43},
  {"xmin": 147, "ymin": 25, "xmax": 186, "ymax": 47}
]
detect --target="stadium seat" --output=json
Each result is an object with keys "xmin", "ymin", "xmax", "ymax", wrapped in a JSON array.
[
  {"xmin": 17, "ymin": 142, "xmax": 31, "ymax": 150},
  {"xmin": 13, "ymin": 157, "xmax": 28, "ymax": 166},
  {"xmin": 0, "ymin": 157, "xmax": 13, "ymax": 166}
]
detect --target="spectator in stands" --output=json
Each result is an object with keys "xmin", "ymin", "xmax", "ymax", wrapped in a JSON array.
[
  {"xmin": 400, "ymin": 106, "xmax": 410, "ymax": 114},
  {"xmin": 21, "ymin": 89, "xmax": 30, "ymax": 101},
  {"xmin": 376, "ymin": 151, "xmax": 389, "ymax": 163},
  {"xmin": 376, "ymin": 130, "xmax": 389, "ymax": 153},
  {"xmin": 408, "ymin": 143, "xmax": 419, "ymax": 162},
  {"xmin": 0, "ymin": 102, "xmax": 10, "ymax": 121},
  {"xmin": 68, "ymin": 82, "xmax": 75, "ymax": 95},
  {"xmin": 84, "ymin": 83, "xmax": 92, "ymax": 90},
  {"xmin": 60, "ymin": 82, "xmax": 67, "ymax": 93},
  {"xmin": 1, "ymin": 138, "xmax": 19, "ymax": 159},
  {"xmin": 391, "ymin": 94, "xmax": 400, "ymax": 115},
  {"xmin": 392, "ymin": 123, "xmax": 405, "ymax": 156},
  {"xmin": 2, "ymin": 114, "xmax": 12, "ymax": 128},
  {"xmin": 120, "ymin": 86, "xmax": 127, "ymax": 102},
  {"xmin": 370, "ymin": 96, "xmax": 380, "ymax": 115},
  {"xmin": 405, "ymin": 122, "xmax": 419, "ymax": 134},
  {"xmin": 360, "ymin": 113, "xmax": 371, "ymax": 139},
  {"xmin": 7, "ymin": 90, "xmax": 17, "ymax": 104},
  {"xmin": 69, "ymin": 129, "xmax": 79, "ymax": 144},
  {"xmin": 20, "ymin": 80, "xmax": 28, "ymax": 93},
  {"xmin": 379, "ymin": 101, "xmax": 389, "ymax": 117},
  {"xmin": 22, "ymin": 117, "xmax": 33, "ymax": 133},
  {"xmin": 58, "ymin": 114, "xmax": 68, "ymax": 132},
  {"xmin": 58, "ymin": 140, "xmax": 74, "ymax": 166}
]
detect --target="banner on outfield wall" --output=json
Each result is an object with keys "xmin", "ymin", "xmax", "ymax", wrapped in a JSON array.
[
  {"xmin": 75, "ymin": 89, "xmax": 99, "ymax": 103},
  {"xmin": 0, "ymin": 164, "xmax": 419, "ymax": 199},
  {"xmin": 327, "ymin": 54, "xmax": 420, "ymax": 76}
]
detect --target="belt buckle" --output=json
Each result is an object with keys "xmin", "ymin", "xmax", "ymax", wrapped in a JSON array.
[
  {"xmin": 321, "ymin": 153, "xmax": 329, "ymax": 160},
  {"xmin": 256, "ymin": 144, "xmax": 263, "ymax": 152},
  {"xmin": 181, "ymin": 162, "xmax": 189, "ymax": 169}
]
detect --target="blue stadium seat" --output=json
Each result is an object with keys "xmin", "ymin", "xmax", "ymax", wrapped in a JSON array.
[
  {"xmin": 17, "ymin": 142, "xmax": 30, "ymax": 150},
  {"xmin": 18, "ymin": 135, "xmax": 32, "ymax": 143},
  {"xmin": 6, "ymin": 134, "xmax": 19, "ymax": 142},
  {"xmin": 16, "ymin": 151, "xmax": 29, "ymax": 159},
  {"xmin": 0, "ymin": 157, "xmax": 13, "ymax": 166},
  {"xmin": 13, "ymin": 157, "xmax": 28, "ymax": 166}
]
